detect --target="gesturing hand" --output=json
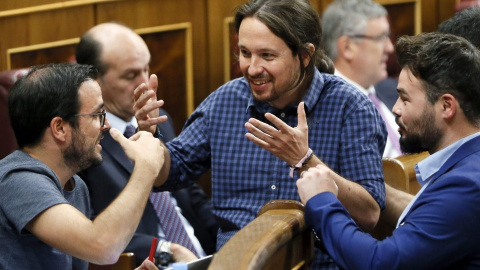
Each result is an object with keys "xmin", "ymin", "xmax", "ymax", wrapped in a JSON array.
[
  {"xmin": 133, "ymin": 74, "xmax": 168, "ymax": 134},
  {"xmin": 245, "ymin": 102, "xmax": 310, "ymax": 166}
]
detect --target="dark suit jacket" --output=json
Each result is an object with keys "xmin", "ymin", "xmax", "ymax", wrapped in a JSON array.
[
  {"xmin": 375, "ymin": 77, "xmax": 399, "ymax": 111},
  {"xmin": 79, "ymin": 109, "xmax": 218, "ymax": 266}
]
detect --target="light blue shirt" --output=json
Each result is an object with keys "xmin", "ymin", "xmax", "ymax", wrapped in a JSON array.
[{"xmin": 397, "ymin": 131, "xmax": 480, "ymax": 227}]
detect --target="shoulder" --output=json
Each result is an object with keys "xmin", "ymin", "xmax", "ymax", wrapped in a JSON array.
[{"xmin": 317, "ymin": 73, "xmax": 373, "ymax": 113}]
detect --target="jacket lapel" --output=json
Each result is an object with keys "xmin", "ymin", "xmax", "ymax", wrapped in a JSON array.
[{"xmin": 101, "ymin": 131, "xmax": 134, "ymax": 173}]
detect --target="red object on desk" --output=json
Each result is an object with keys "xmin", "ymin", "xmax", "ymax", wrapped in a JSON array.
[{"xmin": 149, "ymin": 237, "xmax": 158, "ymax": 262}]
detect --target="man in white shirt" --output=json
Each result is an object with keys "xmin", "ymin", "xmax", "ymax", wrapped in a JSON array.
[{"xmin": 322, "ymin": 0, "xmax": 401, "ymax": 157}]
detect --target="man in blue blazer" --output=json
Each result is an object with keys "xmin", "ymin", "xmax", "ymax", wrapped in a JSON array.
[
  {"xmin": 76, "ymin": 22, "xmax": 218, "ymax": 267},
  {"xmin": 297, "ymin": 32, "xmax": 480, "ymax": 269}
]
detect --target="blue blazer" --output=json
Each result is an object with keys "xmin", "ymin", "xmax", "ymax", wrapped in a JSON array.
[
  {"xmin": 305, "ymin": 135, "xmax": 480, "ymax": 269},
  {"xmin": 79, "ymin": 109, "xmax": 218, "ymax": 266}
]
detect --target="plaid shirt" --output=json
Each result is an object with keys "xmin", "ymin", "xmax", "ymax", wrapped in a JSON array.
[{"xmin": 162, "ymin": 69, "xmax": 386, "ymax": 269}]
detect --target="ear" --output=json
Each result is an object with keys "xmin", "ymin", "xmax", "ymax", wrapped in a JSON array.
[
  {"xmin": 49, "ymin": 116, "xmax": 71, "ymax": 142},
  {"xmin": 301, "ymin": 43, "xmax": 315, "ymax": 67},
  {"xmin": 337, "ymin": 36, "xmax": 356, "ymax": 61},
  {"xmin": 438, "ymin": 94, "xmax": 456, "ymax": 120}
]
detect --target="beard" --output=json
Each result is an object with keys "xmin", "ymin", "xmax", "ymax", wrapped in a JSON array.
[
  {"xmin": 63, "ymin": 128, "xmax": 103, "ymax": 173},
  {"xmin": 398, "ymin": 105, "xmax": 442, "ymax": 154}
]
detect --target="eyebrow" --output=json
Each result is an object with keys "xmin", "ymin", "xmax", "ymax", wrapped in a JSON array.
[
  {"xmin": 397, "ymin": 88, "xmax": 408, "ymax": 97},
  {"xmin": 93, "ymin": 103, "xmax": 104, "ymax": 112}
]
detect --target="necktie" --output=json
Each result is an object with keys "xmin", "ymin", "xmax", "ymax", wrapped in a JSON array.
[
  {"xmin": 124, "ymin": 124, "xmax": 136, "ymax": 138},
  {"xmin": 123, "ymin": 123, "xmax": 198, "ymax": 255},
  {"xmin": 150, "ymin": 192, "xmax": 199, "ymax": 256},
  {"xmin": 368, "ymin": 93, "xmax": 401, "ymax": 153}
]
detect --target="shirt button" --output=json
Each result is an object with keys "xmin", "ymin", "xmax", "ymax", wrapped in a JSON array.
[
  {"xmin": 271, "ymin": 185, "xmax": 276, "ymax": 190},
  {"xmin": 280, "ymin": 113, "xmax": 285, "ymax": 118}
]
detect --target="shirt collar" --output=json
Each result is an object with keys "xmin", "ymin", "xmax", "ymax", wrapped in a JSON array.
[
  {"xmin": 105, "ymin": 111, "xmax": 137, "ymax": 134},
  {"xmin": 416, "ymin": 131, "xmax": 480, "ymax": 185},
  {"xmin": 246, "ymin": 68, "xmax": 325, "ymax": 116},
  {"xmin": 334, "ymin": 69, "xmax": 375, "ymax": 96}
]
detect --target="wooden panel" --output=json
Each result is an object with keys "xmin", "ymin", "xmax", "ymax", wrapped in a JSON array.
[
  {"xmin": 137, "ymin": 24, "xmax": 194, "ymax": 135},
  {"xmin": 0, "ymin": 6, "xmax": 94, "ymax": 70},
  {"xmin": 207, "ymin": 0, "xmax": 246, "ymax": 92},
  {"xmin": 7, "ymin": 38, "xmax": 79, "ymax": 69},
  {"xmin": 6, "ymin": 24, "xmax": 193, "ymax": 136},
  {"xmin": 95, "ymin": 0, "xmax": 209, "ymax": 108}
]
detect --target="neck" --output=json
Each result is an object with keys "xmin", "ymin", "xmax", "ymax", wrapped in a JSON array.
[
  {"xmin": 23, "ymin": 145, "xmax": 74, "ymax": 189},
  {"xmin": 431, "ymin": 123, "xmax": 480, "ymax": 154},
  {"xmin": 269, "ymin": 72, "xmax": 312, "ymax": 109}
]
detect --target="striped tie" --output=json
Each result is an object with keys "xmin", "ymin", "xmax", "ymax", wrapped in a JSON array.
[{"xmin": 149, "ymin": 192, "xmax": 199, "ymax": 256}]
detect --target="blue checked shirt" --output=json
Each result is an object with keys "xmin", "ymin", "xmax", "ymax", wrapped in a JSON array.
[{"xmin": 161, "ymin": 69, "xmax": 387, "ymax": 269}]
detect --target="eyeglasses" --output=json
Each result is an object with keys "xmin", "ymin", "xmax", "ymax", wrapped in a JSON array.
[
  {"xmin": 72, "ymin": 109, "xmax": 106, "ymax": 127},
  {"xmin": 347, "ymin": 32, "xmax": 390, "ymax": 43}
]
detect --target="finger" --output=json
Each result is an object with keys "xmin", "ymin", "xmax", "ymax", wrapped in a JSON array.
[
  {"xmin": 264, "ymin": 112, "xmax": 290, "ymax": 132},
  {"xmin": 138, "ymin": 116, "xmax": 169, "ymax": 128},
  {"xmin": 134, "ymin": 90, "xmax": 157, "ymax": 111},
  {"xmin": 297, "ymin": 102, "xmax": 307, "ymax": 128},
  {"xmin": 246, "ymin": 118, "xmax": 278, "ymax": 136},
  {"xmin": 110, "ymin": 128, "xmax": 129, "ymax": 145},
  {"xmin": 135, "ymin": 100, "xmax": 165, "ymax": 120},
  {"xmin": 245, "ymin": 122, "xmax": 274, "ymax": 143},
  {"xmin": 148, "ymin": 74, "xmax": 158, "ymax": 95},
  {"xmin": 245, "ymin": 132, "xmax": 271, "ymax": 148},
  {"xmin": 134, "ymin": 83, "xmax": 148, "ymax": 103}
]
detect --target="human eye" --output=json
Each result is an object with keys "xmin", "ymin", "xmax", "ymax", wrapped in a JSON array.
[
  {"xmin": 240, "ymin": 48, "xmax": 251, "ymax": 57},
  {"xmin": 124, "ymin": 72, "xmax": 137, "ymax": 81},
  {"xmin": 262, "ymin": 52, "xmax": 275, "ymax": 60}
]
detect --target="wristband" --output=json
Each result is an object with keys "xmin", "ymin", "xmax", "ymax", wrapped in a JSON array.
[
  {"xmin": 153, "ymin": 126, "xmax": 164, "ymax": 139},
  {"xmin": 289, "ymin": 148, "xmax": 313, "ymax": 178}
]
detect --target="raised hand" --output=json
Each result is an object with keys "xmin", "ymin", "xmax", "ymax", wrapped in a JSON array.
[
  {"xmin": 244, "ymin": 102, "xmax": 310, "ymax": 166},
  {"xmin": 110, "ymin": 128, "xmax": 164, "ymax": 180},
  {"xmin": 133, "ymin": 74, "xmax": 168, "ymax": 134}
]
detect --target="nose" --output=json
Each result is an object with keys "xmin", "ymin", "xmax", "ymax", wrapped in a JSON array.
[
  {"xmin": 103, "ymin": 117, "xmax": 111, "ymax": 130},
  {"xmin": 392, "ymin": 97, "xmax": 401, "ymax": 117},
  {"xmin": 247, "ymin": 56, "xmax": 264, "ymax": 77},
  {"xmin": 384, "ymin": 37, "xmax": 394, "ymax": 54}
]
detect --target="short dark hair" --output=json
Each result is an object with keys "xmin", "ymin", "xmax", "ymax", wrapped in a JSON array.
[
  {"xmin": 76, "ymin": 32, "xmax": 107, "ymax": 75},
  {"xmin": 234, "ymin": 0, "xmax": 334, "ymax": 81},
  {"xmin": 8, "ymin": 63, "xmax": 98, "ymax": 148},
  {"xmin": 396, "ymin": 32, "xmax": 480, "ymax": 126},
  {"xmin": 438, "ymin": 7, "xmax": 480, "ymax": 50}
]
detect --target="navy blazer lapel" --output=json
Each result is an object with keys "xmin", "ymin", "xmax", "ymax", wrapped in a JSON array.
[
  {"xmin": 100, "ymin": 131, "xmax": 134, "ymax": 173},
  {"xmin": 430, "ymin": 135, "xmax": 480, "ymax": 183}
]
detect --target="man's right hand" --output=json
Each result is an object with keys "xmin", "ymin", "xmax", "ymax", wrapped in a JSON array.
[{"xmin": 110, "ymin": 128, "xmax": 164, "ymax": 179}]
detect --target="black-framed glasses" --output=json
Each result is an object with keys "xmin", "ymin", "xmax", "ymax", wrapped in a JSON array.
[
  {"xmin": 347, "ymin": 32, "xmax": 390, "ymax": 43},
  {"xmin": 72, "ymin": 109, "xmax": 106, "ymax": 127}
]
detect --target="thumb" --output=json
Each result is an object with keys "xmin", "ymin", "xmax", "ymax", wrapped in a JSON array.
[{"xmin": 297, "ymin": 102, "xmax": 307, "ymax": 128}]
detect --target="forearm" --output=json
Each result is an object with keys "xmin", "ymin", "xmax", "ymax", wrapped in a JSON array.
[
  {"xmin": 86, "ymin": 162, "xmax": 159, "ymax": 263},
  {"xmin": 380, "ymin": 184, "xmax": 413, "ymax": 227},
  {"xmin": 154, "ymin": 141, "xmax": 170, "ymax": 187},
  {"xmin": 300, "ymin": 156, "xmax": 380, "ymax": 231}
]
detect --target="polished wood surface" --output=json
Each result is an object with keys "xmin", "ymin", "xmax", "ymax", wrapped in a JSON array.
[
  {"xmin": 209, "ymin": 200, "xmax": 313, "ymax": 270},
  {"xmin": 383, "ymin": 151, "xmax": 429, "ymax": 194}
]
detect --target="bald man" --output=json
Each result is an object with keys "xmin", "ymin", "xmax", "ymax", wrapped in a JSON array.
[{"xmin": 76, "ymin": 23, "xmax": 218, "ymax": 267}]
